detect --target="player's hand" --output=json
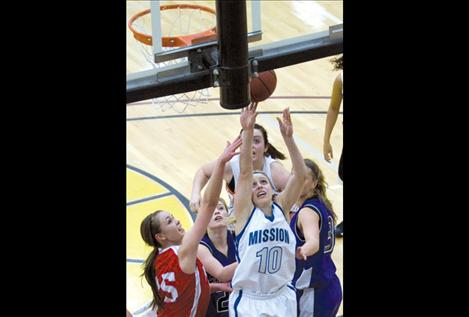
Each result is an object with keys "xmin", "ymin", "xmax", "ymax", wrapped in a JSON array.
[
  {"xmin": 189, "ymin": 194, "xmax": 201, "ymax": 213},
  {"xmin": 296, "ymin": 246, "xmax": 308, "ymax": 261},
  {"xmin": 277, "ymin": 107, "xmax": 293, "ymax": 138},
  {"xmin": 323, "ymin": 142, "xmax": 333, "ymax": 162},
  {"xmin": 219, "ymin": 135, "xmax": 242, "ymax": 164},
  {"xmin": 240, "ymin": 102, "xmax": 258, "ymax": 130}
]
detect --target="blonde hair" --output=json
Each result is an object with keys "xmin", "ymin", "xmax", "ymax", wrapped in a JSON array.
[{"xmin": 304, "ymin": 159, "xmax": 337, "ymax": 221}]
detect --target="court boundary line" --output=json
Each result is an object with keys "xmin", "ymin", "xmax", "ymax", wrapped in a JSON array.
[
  {"xmin": 127, "ymin": 96, "xmax": 331, "ymax": 106},
  {"xmin": 127, "ymin": 192, "xmax": 173, "ymax": 206},
  {"xmin": 127, "ymin": 165, "xmax": 193, "ymax": 219},
  {"xmin": 127, "ymin": 110, "xmax": 343, "ymax": 122}
]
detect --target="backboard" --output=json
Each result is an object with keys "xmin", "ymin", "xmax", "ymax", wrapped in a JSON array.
[{"xmin": 126, "ymin": 1, "xmax": 343, "ymax": 106}]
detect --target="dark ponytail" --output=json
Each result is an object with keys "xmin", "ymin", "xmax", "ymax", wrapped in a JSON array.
[{"xmin": 140, "ymin": 210, "xmax": 164, "ymax": 310}]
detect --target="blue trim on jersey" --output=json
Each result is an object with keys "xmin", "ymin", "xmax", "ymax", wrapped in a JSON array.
[
  {"xmin": 233, "ymin": 290, "xmax": 243, "ymax": 317},
  {"xmin": 235, "ymin": 205, "xmax": 257, "ymax": 244},
  {"xmin": 265, "ymin": 212, "xmax": 275, "ymax": 222},
  {"xmin": 235, "ymin": 243, "xmax": 240, "ymax": 262},
  {"xmin": 264, "ymin": 202, "xmax": 284, "ymax": 222},
  {"xmin": 272, "ymin": 201, "xmax": 287, "ymax": 221}
]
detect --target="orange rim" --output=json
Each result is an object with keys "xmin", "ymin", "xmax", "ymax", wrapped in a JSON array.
[{"xmin": 128, "ymin": 4, "xmax": 217, "ymax": 47}]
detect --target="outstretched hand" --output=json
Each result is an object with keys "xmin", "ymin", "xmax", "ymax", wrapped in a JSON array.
[
  {"xmin": 276, "ymin": 107, "xmax": 293, "ymax": 137},
  {"xmin": 240, "ymin": 102, "xmax": 258, "ymax": 130},
  {"xmin": 189, "ymin": 194, "xmax": 201, "ymax": 213},
  {"xmin": 296, "ymin": 246, "xmax": 308, "ymax": 261},
  {"xmin": 219, "ymin": 135, "xmax": 242, "ymax": 164}
]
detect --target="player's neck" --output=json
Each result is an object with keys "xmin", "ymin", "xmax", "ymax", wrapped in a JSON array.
[
  {"xmin": 258, "ymin": 204, "xmax": 273, "ymax": 217},
  {"xmin": 299, "ymin": 189, "xmax": 316, "ymax": 202},
  {"xmin": 252, "ymin": 156, "xmax": 264, "ymax": 171},
  {"xmin": 208, "ymin": 228, "xmax": 228, "ymax": 256},
  {"xmin": 208, "ymin": 227, "xmax": 227, "ymax": 244},
  {"xmin": 159, "ymin": 237, "xmax": 182, "ymax": 250}
]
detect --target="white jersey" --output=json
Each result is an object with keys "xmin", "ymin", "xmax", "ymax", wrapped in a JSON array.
[
  {"xmin": 230, "ymin": 154, "xmax": 279, "ymax": 193},
  {"xmin": 227, "ymin": 155, "xmax": 280, "ymax": 222},
  {"xmin": 232, "ymin": 203, "xmax": 296, "ymax": 295}
]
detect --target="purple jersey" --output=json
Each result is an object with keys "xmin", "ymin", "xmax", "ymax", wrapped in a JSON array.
[
  {"xmin": 290, "ymin": 197, "xmax": 342, "ymax": 317},
  {"xmin": 200, "ymin": 231, "xmax": 237, "ymax": 317},
  {"xmin": 290, "ymin": 197, "xmax": 337, "ymax": 289}
]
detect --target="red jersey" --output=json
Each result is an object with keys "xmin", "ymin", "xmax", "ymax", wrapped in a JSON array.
[{"xmin": 154, "ymin": 246, "xmax": 210, "ymax": 317}]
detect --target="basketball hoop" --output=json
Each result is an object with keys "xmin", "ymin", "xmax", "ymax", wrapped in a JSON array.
[{"xmin": 128, "ymin": 4, "xmax": 217, "ymax": 112}]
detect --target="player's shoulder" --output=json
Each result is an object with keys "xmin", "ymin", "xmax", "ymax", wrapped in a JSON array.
[
  {"xmin": 301, "ymin": 197, "xmax": 323, "ymax": 213},
  {"xmin": 157, "ymin": 246, "xmax": 179, "ymax": 266},
  {"xmin": 200, "ymin": 236, "xmax": 214, "ymax": 253}
]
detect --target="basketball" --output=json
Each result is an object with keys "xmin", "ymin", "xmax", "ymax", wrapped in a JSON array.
[{"xmin": 250, "ymin": 70, "xmax": 277, "ymax": 102}]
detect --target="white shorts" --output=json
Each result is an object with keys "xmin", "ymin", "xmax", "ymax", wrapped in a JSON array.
[
  {"xmin": 298, "ymin": 288, "xmax": 314, "ymax": 317},
  {"xmin": 228, "ymin": 285, "xmax": 297, "ymax": 317}
]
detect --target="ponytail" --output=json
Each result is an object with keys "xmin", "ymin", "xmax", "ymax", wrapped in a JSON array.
[{"xmin": 140, "ymin": 211, "xmax": 165, "ymax": 310}]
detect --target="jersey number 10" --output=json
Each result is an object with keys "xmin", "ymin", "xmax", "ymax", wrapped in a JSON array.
[{"xmin": 256, "ymin": 246, "xmax": 283, "ymax": 274}]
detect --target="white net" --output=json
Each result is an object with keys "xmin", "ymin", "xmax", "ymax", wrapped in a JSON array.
[{"xmin": 129, "ymin": 5, "xmax": 217, "ymax": 113}]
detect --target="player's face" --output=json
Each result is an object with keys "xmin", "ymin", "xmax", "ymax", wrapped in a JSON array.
[
  {"xmin": 252, "ymin": 129, "xmax": 267, "ymax": 164},
  {"xmin": 155, "ymin": 211, "xmax": 185, "ymax": 245},
  {"xmin": 302, "ymin": 169, "xmax": 317, "ymax": 196},
  {"xmin": 252, "ymin": 173, "xmax": 273, "ymax": 206},
  {"xmin": 208, "ymin": 202, "xmax": 228, "ymax": 229}
]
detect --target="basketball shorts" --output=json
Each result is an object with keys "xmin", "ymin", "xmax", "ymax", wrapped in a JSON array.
[{"xmin": 229, "ymin": 284, "xmax": 296, "ymax": 317}]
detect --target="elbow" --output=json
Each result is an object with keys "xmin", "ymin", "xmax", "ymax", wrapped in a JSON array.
[
  {"xmin": 219, "ymin": 268, "xmax": 234, "ymax": 283},
  {"xmin": 217, "ymin": 273, "xmax": 230, "ymax": 283},
  {"xmin": 298, "ymin": 173, "xmax": 306, "ymax": 184},
  {"xmin": 213, "ymin": 268, "xmax": 229, "ymax": 282},
  {"xmin": 309, "ymin": 240, "xmax": 320, "ymax": 257},
  {"xmin": 201, "ymin": 200, "xmax": 218, "ymax": 212},
  {"xmin": 292, "ymin": 171, "xmax": 306, "ymax": 185}
]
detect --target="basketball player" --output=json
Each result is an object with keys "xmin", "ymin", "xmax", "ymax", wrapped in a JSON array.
[
  {"xmin": 189, "ymin": 123, "xmax": 290, "ymax": 215},
  {"xmin": 323, "ymin": 55, "xmax": 343, "ymax": 237},
  {"xmin": 139, "ymin": 136, "xmax": 242, "ymax": 317},
  {"xmin": 291, "ymin": 158, "xmax": 342, "ymax": 317},
  {"xmin": 228, "ymin": 104, "xmax": 307, "ymax": 317},
  {"xmin": 198, "ymin": 198, "xmax": 237, "ymax": 317}
]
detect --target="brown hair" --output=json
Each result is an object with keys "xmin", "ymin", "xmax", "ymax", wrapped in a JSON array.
[
  {"xmin": 304, "ymin": 159, "xmax": 337, "ymax": 221},
  {"xmin": 140, "ymin": 210, "xmax": 165, "ymax": 310},
  {"xmin": 240, "ymin": 123, "xmax": 286, "ymax": 160}
]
